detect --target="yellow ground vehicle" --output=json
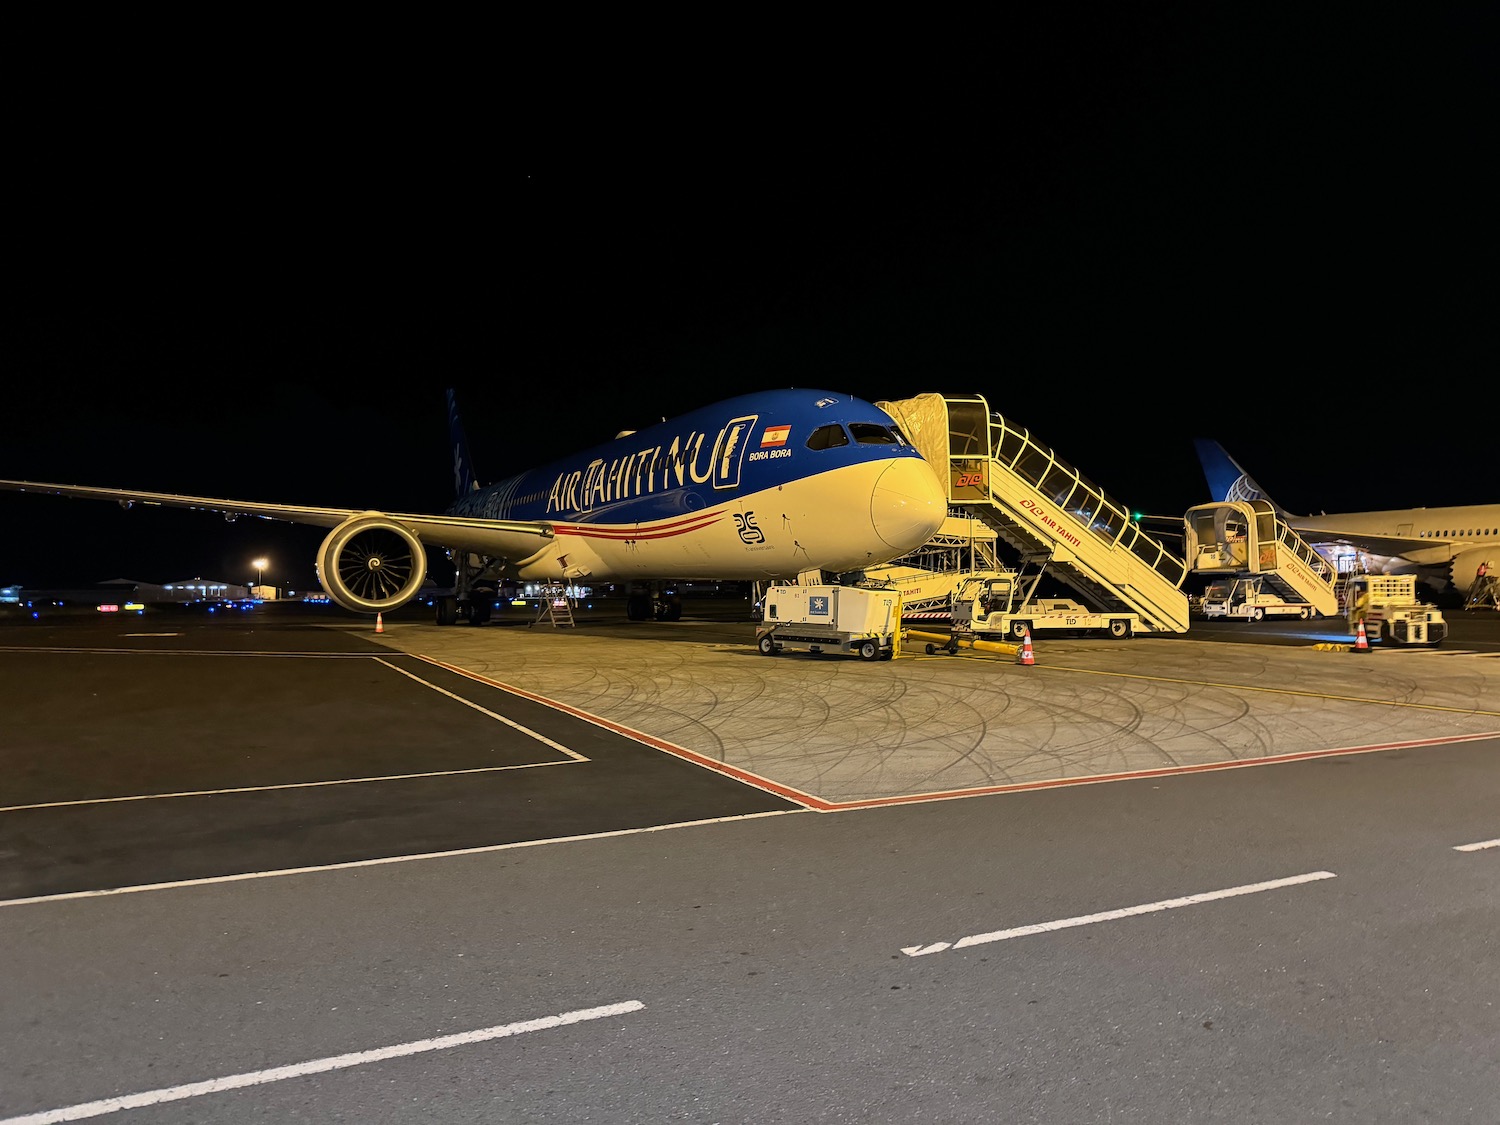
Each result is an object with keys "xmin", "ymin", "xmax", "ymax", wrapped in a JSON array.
[
  {"xmin": 951, "ymin": 573, "xmax": 1140, "ymax": 640},
  {"xmin": 1344, "ymin": 574, "xmax": 1447, "ymax": 646},
  {"xmin": 1201, "ymin": 576, "xmax": 1316, "ymax": 621}
]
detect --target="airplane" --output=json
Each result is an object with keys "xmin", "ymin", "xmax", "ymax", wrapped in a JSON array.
[
  {"xmin": 1194, "ymin": 438, "xmax": 1499, "ymax": 602},
  {"xmin": 1, "ymin": 388, "xmax": 950, "ymax": 624}
]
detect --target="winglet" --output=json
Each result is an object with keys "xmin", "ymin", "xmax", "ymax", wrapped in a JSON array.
[
  {"xmin": 447, "ymin": 388, "xmax": 479, "ymax": 499},
  {"xmin": 1193, "ymin": 439, "xmax": 1285, "ymax": 514}
]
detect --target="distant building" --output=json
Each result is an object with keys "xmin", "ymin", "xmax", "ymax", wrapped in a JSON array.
[
  {"xmin": 2, "ymin": 577, "xmax": 252, "ymax": 606},
  {"xmin": 156, "ymin": 578, "xmax": 254, "ymax": 602}
]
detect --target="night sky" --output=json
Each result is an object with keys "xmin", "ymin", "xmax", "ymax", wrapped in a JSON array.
[{"xmin": 6, "ymin": 14, "xmax": 1493, "ymax": 591}]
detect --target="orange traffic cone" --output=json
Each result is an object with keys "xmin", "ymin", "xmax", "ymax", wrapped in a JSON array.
[
  {"xmin": 375, "ymin": 612, "xmax": 385, "ymax": 634},
  {"xmin": 1353, "ymin": 619, "xmax": 1369, "ymax": 652},
  {"xmin": 1016, "ymin": 627, "xmax": 1035, "ymax": 665}
]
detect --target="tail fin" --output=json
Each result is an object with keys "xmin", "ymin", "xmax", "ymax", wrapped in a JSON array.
[
  {"xmin": 1193, "ymin": 439, "xmax": 1285, "ymax": 513},
  {"xmin": 447, "ymin": 388, "xmax": 479, "ymax": 499}
]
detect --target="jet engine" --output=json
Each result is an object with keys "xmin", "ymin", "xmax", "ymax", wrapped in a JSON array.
[
  {"xmin": 315, "ymin": 512, "xmax": 429, "ymax": 614},
  {"xmin": 1450, "ymin": 546, "xmax": 1496, "ymax": 598}
]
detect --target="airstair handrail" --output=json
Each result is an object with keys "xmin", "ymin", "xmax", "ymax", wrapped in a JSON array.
[{"xmin": 976, "ymin": 406, "xmax": 1187, "ymax": 590}]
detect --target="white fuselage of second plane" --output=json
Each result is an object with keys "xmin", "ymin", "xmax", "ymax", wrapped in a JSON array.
[{"xmin": 1291, "ymin": 505, "xmax": 1500, "ymax": 594}]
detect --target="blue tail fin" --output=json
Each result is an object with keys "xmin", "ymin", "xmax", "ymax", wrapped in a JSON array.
[
  {"xmin": 1193, "ymin": 439, "xmax": 1284, "ymax": 513},
  {"xmin": 447, "ymin": 388, "xmax": 479, "ymax": 500}
]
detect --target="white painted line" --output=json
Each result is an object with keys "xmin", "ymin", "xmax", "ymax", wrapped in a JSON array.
[
  {"xmin": 0, "ymin": 809, "xmax": 801, "ymax": 908},
  {"xmin": 901, "ymin": 871, "xmax": 1337, "ymax": 957},
  {"xmin": 375, "ymin": 657, "xmax": 586, "ymax": 760},
  {"xmin": 1453, "ymin": 838, "xmax": 1500, "ymax": 852},
  {"xmin": 0, "ymin": 1001, "xmax": 644, "ymax": 1125},
  {"xmin": 0, "ymin": 657, "xmax": 591, "ymax": 813},
  {"xmin": 0, "ymin": 761, "xmax": 580, "ymax": 813}
]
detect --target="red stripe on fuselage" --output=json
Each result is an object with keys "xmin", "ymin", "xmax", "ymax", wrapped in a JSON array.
[{"xmin": 553, "ymin": 511, "xmax": 724, "ymax": 542}]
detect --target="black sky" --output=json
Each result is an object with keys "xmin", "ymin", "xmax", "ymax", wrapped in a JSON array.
[{"xmin": 6, "ymin": 14, "xmax": 1494, "ymax": 589}]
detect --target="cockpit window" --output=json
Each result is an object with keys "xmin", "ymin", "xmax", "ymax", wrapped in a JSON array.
[
  {"xmin": 805, "ymin": 424, "xmax": 850, "ymax": 451},
  {"xmin": 849, "ymin": 423, "xmax": 902, "ymax": 445}
]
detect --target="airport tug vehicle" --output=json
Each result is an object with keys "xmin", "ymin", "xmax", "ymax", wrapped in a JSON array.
[{"xmin": 1344, "ymin": 574, "xmax": 1447, "ymax": 647}]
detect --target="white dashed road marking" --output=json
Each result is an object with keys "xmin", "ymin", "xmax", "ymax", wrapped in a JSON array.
[
  {"xmin": 0, "ymin": 1001, "xmax": 645, "ymax": 1125},
  {"xmin": 902, "ymin": 871, "xmax": 1338, "ymax": 957}
]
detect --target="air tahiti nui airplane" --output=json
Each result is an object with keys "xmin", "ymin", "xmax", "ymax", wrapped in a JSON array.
[{"xmin": 1, "ymin": 388, "xmax": 949, "ymax": 624}]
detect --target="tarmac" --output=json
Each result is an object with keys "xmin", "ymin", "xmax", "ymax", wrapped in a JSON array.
[
  {"xmin": 366, "ymin": 605, "xmax": 1500, "ymax": 810},
  {"xmin": 5, "ymin": 601, "xmax": 1500, "ymax": 1123}
]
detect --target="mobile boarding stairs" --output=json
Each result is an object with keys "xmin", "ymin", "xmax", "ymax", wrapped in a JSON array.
[
  {"xmin": 876, "ymin": 394, "xmax": 1191, "ymax": 634},
  {"xmin": 1182, "ymin": 499, "xmax": 1340, "ymax": 617}
]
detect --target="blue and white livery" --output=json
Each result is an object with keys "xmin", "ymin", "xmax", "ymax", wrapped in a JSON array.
[{"xmin": 2, "ymin": 388, "xmax": 949, "ymax": 623}]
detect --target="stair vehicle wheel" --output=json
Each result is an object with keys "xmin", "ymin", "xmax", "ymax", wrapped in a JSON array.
[
  {"xmin": 1108, "ymin": 618, "xmax": 1131, "ymax": 639},
  {"xmin": 1009, "ymin": 620, "xmax": 1031, "ymax": 641},
  {"xmin": 1250, "ymin": 606, "xmax": 1264, "ymax": 621},
  {"xmin": 758, "ymin": 634, "xmax": 777, "ymax": 656},
  {"xmin": 857, "ymin": 638, "xmax": 880, "ymax": 661}
]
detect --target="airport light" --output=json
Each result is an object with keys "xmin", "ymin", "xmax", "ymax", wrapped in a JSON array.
[{"xmin": 252, "ymin": 557, "xmax": 268, "ymax": 596}]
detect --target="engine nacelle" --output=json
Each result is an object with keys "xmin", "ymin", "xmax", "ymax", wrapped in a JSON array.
[
  {"xmin": 1450, "ymin": 547, "xmax": 1496, "ymax": 598},
  {"xmin": 316, "ymin": 513, "xmax": 428, "ymax": 614}
]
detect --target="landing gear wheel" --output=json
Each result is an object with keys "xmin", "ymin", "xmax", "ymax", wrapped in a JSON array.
[
  {"xmin": 857, "ymin": 639, "xmax": 880, "ymax": 661},
  {"xmin": 626, "ymin": 594, "xmax": 653, "ymax": 621},
  {"xmin": 758, "ymin": 634, "xmax": 777, "ymax": 656},
  {"xmin": 435, "ymin": 596, "xmax": 457, "ymax": 626}
]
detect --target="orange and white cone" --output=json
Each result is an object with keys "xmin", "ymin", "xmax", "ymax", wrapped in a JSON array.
[
  {"xmin": 1353, "ymin": 619, "xmax": 1369, "ymax": 652},
  {"xmin": 1016, "ymin": 627, "xmax": 1035, "ymax": 665},
  {"xmin": 375, "ymin": 612, "xmax": 385, "ymax": 634}
]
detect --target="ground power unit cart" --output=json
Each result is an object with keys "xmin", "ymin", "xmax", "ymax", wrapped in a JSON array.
[{"xmin": 755, "ymin": 585, "xmax": 901, "ymax": 660}]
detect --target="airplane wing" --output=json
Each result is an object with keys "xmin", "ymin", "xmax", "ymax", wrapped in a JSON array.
[
  {"xmin": 0, "ymin": 479, "xmax": 554, "ymax": 548},
  {"xmin": 1292, "ymin": 524, "xmax": 1432, "ymax": 555}
]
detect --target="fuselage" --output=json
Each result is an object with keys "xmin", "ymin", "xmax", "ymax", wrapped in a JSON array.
[
  {"xmin": 1292, "ymin": 506, "xmax": 1500, "ymax": 595},
  {"xmin": 443, "ymin": 389, "xmax": 949, "ymax": 582},
  {"xmin": 1291, "ymin": 506, "xmax": 1500, "ymax": 549}
]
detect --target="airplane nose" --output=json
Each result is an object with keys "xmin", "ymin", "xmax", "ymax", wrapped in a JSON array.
[{"xmin": 871, "ymin": 457, "xmax": 948, "ymax": 552}]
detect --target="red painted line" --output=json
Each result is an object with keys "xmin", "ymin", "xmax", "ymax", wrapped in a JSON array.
[
  {"xmin": 821, "ymin": 730, "xmax": 1500, "ymax": 810},
  {"xmin": 415, "ymin": 656, "xmax": 833, "ymax": 810}
]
